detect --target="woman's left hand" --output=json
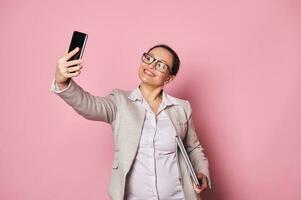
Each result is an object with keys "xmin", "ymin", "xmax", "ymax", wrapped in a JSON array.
[{"xmin": 192, "ymin": 172, "xmax": 208, "ymax": 195}]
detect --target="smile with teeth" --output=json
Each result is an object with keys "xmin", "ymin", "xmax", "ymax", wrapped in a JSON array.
[{"xmin": 144, "ymin": 69, "xmax": 155, "ymax": 77}]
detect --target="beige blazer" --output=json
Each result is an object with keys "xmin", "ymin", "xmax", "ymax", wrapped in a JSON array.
[{"xmin": 52, "ymin": 79, "xmax": 211, "ymax": 200}]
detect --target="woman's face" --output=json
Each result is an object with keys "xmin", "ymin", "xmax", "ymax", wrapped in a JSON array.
[{"xmin": 138, "ymin": 47, "xmax": 174, "ymax": 88}]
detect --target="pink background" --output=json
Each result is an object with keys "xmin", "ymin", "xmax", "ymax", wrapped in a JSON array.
[{"xmin": 1, "ymin": 0, "xmax": 300, "ymax": 199}]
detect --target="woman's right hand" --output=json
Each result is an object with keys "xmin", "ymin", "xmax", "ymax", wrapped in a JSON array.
[{"xmin": 55, "ymin": 47, "xmax": 84, "ymax": 89}]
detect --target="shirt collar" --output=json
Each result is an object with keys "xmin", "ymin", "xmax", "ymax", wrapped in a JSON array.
[{"xmin": 128, "ymin": 85, "xmax": 178, "ymax": 106}]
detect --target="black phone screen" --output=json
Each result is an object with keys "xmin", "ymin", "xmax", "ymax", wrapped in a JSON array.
[{"xmin": 68, "ymin": 31, "xmax": 88, "ymax": 61}]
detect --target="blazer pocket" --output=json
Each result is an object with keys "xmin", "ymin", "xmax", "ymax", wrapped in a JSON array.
[{"xmin": 112, "ymin": 159, "xmax": 119, "ymax": 169}]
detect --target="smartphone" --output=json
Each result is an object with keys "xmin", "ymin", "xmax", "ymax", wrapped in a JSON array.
[{"xmin": 67, "ymin": 31, "xmax": 88, "ymax": 62}]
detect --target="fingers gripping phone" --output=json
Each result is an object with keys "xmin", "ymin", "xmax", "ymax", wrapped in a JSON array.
[{"xmin": 67, "ymin": 31, "xmax": 88, "ymax": 66}]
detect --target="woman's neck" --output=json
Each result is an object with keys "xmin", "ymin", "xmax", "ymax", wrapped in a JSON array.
[{"xmin": 139, "ymin": 83, "xmax": 163, "ymax": 103}]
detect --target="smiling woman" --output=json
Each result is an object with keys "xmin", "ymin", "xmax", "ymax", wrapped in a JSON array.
[{"xmin": 50, "ymin": 43, "xmax": 211, "ymax": 200}]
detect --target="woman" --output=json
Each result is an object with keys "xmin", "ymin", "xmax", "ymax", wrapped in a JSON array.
[{"xmin": 51, "ymin": 44, "xmax": 211, "ymax": 200}]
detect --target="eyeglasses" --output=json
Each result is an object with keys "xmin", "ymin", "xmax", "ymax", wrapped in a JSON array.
[{"xmin": 141, "ymin": 52, "xmax": 172, "ymax": 74}]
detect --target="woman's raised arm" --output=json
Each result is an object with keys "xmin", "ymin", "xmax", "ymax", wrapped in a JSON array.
[{"xmin": 51, "ymin": 48, "xmax": 118, "ymax": 123}]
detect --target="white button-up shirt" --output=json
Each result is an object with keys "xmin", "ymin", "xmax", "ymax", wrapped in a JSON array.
[{"xmin": 125, "ymin": 86, "xmax": 185, "ymax": 200}]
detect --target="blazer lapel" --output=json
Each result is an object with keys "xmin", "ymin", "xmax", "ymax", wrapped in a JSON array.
[
  {"xmin": 165, "ymin": 106, "xmax": 186, "ymax": 140},
  {"xmin": 122, "ymin": 102, "xmax": 146, "ymax": 173}
]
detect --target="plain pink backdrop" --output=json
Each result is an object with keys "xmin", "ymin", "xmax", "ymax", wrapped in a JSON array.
[{"xmin": 0, "ymin": 0, "xmax": 300, "ymax": 199}]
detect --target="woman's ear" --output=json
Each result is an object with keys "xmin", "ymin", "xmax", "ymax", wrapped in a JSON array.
[{"xmin": 164, "ymin": 75, "xmax": 175, "ymax": 85}]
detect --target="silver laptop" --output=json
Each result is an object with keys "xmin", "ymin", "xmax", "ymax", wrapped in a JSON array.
[{"xmin": 175, "ymin": 135, "xmax": 200, "ymax": 187}]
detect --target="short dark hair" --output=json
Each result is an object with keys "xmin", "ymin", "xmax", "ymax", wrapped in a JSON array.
[{"xmin": 147, "ymin": 44, "xmax": 180, "ymax": 76}]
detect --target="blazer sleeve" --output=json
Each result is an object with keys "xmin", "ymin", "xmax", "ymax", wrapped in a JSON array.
[
  {"xmin": 50, "ymin": 78, "xmax": 118, "ymax": 123},
  {"xmin": 183, "ymin": 100, "xmax": 212, "ymax": 189}
]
